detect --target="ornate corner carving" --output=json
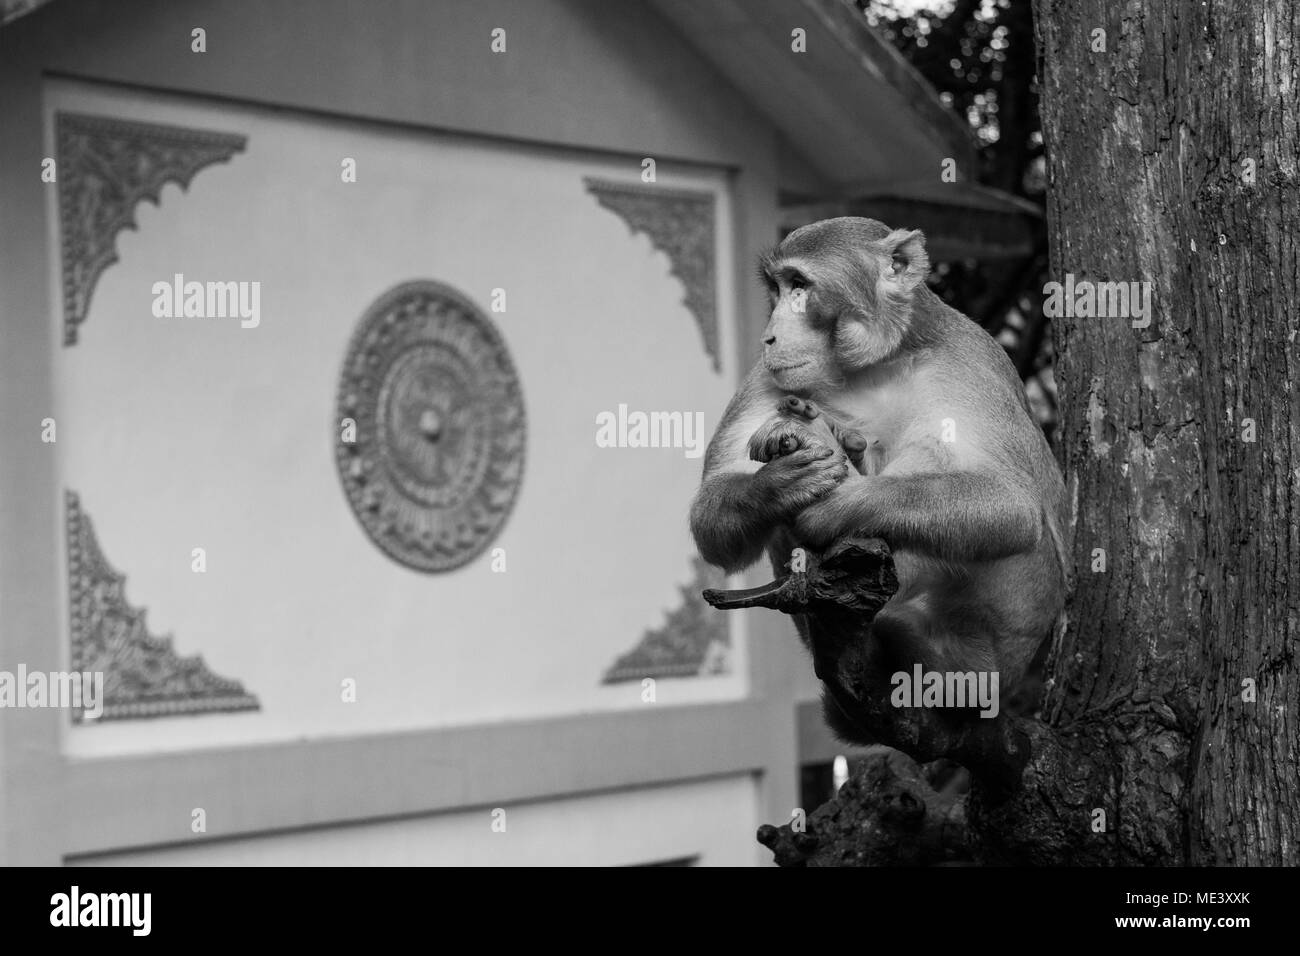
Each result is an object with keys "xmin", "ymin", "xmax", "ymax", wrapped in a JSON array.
[
  {"xmin": 56, "ymin": 112, "xmax": 247, "ymax": 346},
  {"xmin": 583, "ymin": 178, "xmax": 719, "ymax": 372},
  {"xmin": 602, "ymin": 555, "xmax": 731, "ymax": 683},
  {"xmin": 66, "ymin": 491, "xmax": 259, "ymax": 721}
]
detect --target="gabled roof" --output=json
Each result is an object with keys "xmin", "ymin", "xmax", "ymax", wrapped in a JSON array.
[
  {"xmin": 1, "ymin": 0, "xmax": 52, "ymax": 26},
  {"xmin": 649, "ymin": 0, "xmax": 978, "ymax": 193}
]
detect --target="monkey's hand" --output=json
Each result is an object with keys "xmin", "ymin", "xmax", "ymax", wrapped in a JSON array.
[
  {"xmin": 748, "ymin": 416, "xmax": 832, "ymax": 463},
  {"xmin": 753, "ymin": 446, "xmax": 850, "ymax": 522},
  {"xmin": 793, "ymin": 477, "xmax": 873, "ymax": 550},
  {"xmin": 749, "ymin": 396, "xmax": 871, "ymax": 473},
  {"xmin": 749, "ymin": 396, "xmax": 844, "ymax": 463}
]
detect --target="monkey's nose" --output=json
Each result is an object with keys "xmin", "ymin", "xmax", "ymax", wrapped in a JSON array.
[{"xmin": 763, "ymin": 335, "xmax": 776, "ymax": 346}]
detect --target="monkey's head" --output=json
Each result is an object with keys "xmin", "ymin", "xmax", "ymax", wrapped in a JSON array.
[{"xmin": 758, "ymin": 217, "xmax": 930, "ymax": 391}]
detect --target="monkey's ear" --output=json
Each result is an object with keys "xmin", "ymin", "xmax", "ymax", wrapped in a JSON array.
[{"xmin": 880, "ymin": 229, "xmax": 929, "ymax": 292}]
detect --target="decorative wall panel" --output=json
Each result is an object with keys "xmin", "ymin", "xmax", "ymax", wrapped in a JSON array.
[{"xmin": 66, "ymin": 491, "xmax": 260, "ymax": 721}]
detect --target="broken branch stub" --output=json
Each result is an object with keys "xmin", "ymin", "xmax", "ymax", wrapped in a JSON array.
[{"xmin": 703, "ymin": 535, "xmax": 1032, "ymax": 798}]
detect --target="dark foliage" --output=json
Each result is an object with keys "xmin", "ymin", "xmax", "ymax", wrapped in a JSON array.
[{"xmin": 860, "ymin": 0, "xmax": 1056, "ymax": 438}]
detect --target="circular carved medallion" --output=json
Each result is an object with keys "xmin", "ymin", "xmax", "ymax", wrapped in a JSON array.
[{"xmin": 335, "ymin": 280, "xmax": 526, "ymax": 572}]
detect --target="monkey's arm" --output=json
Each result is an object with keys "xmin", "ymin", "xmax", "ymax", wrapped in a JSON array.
[
  {"xmin": 691, "ymin": 472, "xmax": 775, "ymax": 573},
  {"xmin": 691, "ymin": 368, "xmax": 847, "ymax": 572},
  {"xmin": 794, "ymin": 470, "xmax": 1041, "ymax": 561},
  {"xmin": 692, "ymin": 368, "xmax": 780, "ymax": 572}
]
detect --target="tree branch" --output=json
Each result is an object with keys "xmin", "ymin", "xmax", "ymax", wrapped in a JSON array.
[{"xmin": 705, "ymin": 538, "xmax": 1123, "ymax": 866}]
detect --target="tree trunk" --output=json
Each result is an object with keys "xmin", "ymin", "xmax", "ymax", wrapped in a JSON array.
[
  {"xmin": 757, "ymin": 0, "xmax": 1299, "ymax": 865},
  {"xmin": 1034, "ymin": 0, "xmax": 1299, "ymax": 865}
]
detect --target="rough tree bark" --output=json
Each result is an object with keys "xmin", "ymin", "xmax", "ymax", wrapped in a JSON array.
[
  {"xmin": 747, "ymin": 0, "xmax": 1299, "ymax": 865},
  {"xmin": 1036, "ymin": 0, "xmax": 1300, "ymax": 865}
]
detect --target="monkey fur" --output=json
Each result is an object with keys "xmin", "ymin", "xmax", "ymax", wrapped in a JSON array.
[{"xmin": 690, "ymin": 217, "xmax": 1069, "ymax": 744}]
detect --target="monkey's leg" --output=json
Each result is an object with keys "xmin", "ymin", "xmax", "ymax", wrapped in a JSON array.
[
  {"xmin": 704, "ymin": 540, "xmax": 893, "ymax": 744},
  {"xmin": 818, "ymin": 608, "xmax": 1031, "ymax": 793},
  {"xmin": 704, "ymin": 535, "xmax": 898, "ymax": 744},
  {"xmin": 706, "ymin": 536, "xmax": 1025, "ymax": 786}
]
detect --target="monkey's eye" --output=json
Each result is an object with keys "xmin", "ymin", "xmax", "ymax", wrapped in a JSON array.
[{"xmin": 789, "ymin": 275, "xmax": 809, "ymax": 292}]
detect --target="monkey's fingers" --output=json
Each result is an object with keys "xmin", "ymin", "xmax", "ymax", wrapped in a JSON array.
[
  {"xmin": 750, "ymin": 418, "xmax": 825, "ymax": 462},
  {"xmin": 841, "ymin": 430, "xmax": 867, "ymax": 453},
  {"xmin": 782, "ymin": 457, "xmax": 846, "ymax": 494},
  {"xmin": 778, "ymin": 395, "xmax": 820, "ymax": 421},
  {"xmin": 841, "ymin": 430, "xmax": 868, "ymax": 464},
  {"xmin": 781, "ymin": 446, "xmax": 836, "ymax": 467},
  {"xmin": 749, "ymin": 421, "xmax": 791, "ymax": 462}
]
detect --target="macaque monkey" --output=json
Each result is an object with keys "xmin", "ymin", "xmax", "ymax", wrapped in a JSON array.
[{"xmin": 690, "ymin": 217, "xmax": 1068, "ymax": 740}]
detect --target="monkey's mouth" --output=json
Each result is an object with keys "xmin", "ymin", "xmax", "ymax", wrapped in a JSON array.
[{"xmin": 767, "ymin": 361, "xmax": 809, "ymax": 374}]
